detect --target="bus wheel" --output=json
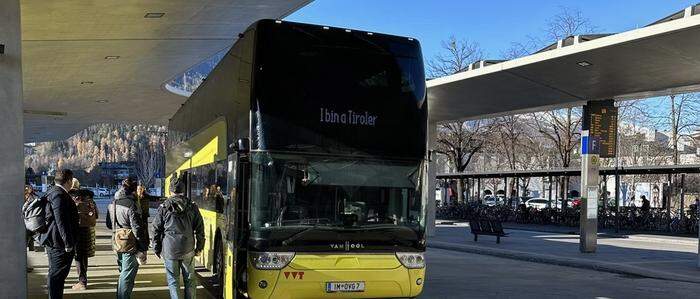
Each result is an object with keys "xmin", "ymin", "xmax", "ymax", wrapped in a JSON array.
[{"xmin": 214, "ymin": 238, "xmax": 224, "ymax": 296}]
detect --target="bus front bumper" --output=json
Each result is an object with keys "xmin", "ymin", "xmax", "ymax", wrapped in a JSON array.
[{"xmin": 247, "ymin": 254, "xmax": 425, "ymax": 299}]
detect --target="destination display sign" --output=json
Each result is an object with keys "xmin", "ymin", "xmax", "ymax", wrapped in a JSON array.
[
  {"xmin": 583, "ymin": 100, "xmax": 618, "ymax": 158},
  {"xmin": 251, "ymin": 21, "xmax": 427, "ymax": 159}
]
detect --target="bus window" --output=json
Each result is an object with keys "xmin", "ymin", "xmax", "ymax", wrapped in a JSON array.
[
  {"xmin": 226, "ymin": 154, "xmax": 237, "ymax": 241},
  {"xmin": 214, "ymin": 160, "xmax": 228, "ymax": 213}
]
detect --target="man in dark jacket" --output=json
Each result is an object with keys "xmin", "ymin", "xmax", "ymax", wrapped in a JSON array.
[
  {"xmin": 107, "ymin": 177, "xmax": 148, "ymax": 299},
  {"xmin": 40, "ymin": 169, "xmax": 79, "ymax": 299},
  {"xmin": 152, "ymin": 176, "xmax": 205, "ymax": 299}
]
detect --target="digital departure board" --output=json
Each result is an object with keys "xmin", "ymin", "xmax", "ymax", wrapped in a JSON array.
[{"xmin": 583, "ymin": 100, "xmax": 618, "ymax": 158}]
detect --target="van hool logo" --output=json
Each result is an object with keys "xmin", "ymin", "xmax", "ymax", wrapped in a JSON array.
[
  {"xmin": 330, "ymin": 241, "xmax": 366, "ymax": 251},
  {"xmin": 320, "ymin": 108, "xmax": 378, "ymax": 127}
]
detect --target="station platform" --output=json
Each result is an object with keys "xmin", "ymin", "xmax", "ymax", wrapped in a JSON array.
[
  {"xmin": 431, "ymin": 221, "xmax": 700, "ymax": 283},
  {"xmin": 27, "ymin": 218, "xmax": 214, "ymax": 298}
]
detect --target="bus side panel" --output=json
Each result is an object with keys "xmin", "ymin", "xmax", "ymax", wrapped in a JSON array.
[{"xmin": 197, "ymin": 209, "xmax": 219, "ymax": 269}]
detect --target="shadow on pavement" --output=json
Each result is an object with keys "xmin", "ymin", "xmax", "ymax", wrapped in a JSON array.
[{"xmin": 431, "ymin": 225, "xmax": 700, "ymax": 283}]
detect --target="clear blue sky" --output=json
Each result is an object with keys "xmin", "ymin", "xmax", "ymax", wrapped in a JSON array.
[{"xmin": 287, "ymin": 0, "xmax": 697, "ymax": 62}]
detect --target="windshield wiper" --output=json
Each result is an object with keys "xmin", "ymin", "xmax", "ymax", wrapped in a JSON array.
[{"xmin": 281, "ymin": 225, "xmax": 338, "ymax": 246}]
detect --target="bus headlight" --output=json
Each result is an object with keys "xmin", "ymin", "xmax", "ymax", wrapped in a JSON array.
[
  {"xmin": 251, "ymin": 252, "xmax": 295, "ymax": 270},
  {"xmin": 396, "ymin": 252, "xmax": 425, "ymax": 269}
]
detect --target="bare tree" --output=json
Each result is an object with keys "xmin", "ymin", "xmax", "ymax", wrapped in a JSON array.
[
  {"xmin": 543, "ymin": 7, "xmax": 597, "ymax": 42},
  {"xmin": 531, "ymin": 108, "xmax": 582, "ymax": 203},
  {"xmin": 492, "ymin": 115, "xmax": 526, "ymax": 197},
  {"xmin": 427, "ymin": 36, "xmax": 483, "ymax": 79},
  {"xmin": 613, "ymin": 100, "xmax": 669, "ymax": 167},
  {"xmin": 135, "ymin": 134, "xmax": 166, "ymax": 188},
  {"xmin": 667, "ymin": 94, "xmax": 700, "ymax": 165},
  {"xmin": 436, "ymin": 120, "xmax": 490, "ymax": 202},
  {"xmin": 501, "ymin": 6, "xmax": 598, "ymax": 59},
  {"xmin": 135, "ymin": 147, "xmax": 159, "ymax": 188}
]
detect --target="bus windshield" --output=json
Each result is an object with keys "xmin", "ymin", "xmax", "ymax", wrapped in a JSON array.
[{"xmin": 250, "ymin": 152, "xmax": 424, "ymax": 233}]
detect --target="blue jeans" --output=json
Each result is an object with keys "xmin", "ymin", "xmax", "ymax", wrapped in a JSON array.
[
  {"xmin": 164, "ymin": 254, "xmax": 197, "ymax": 299},
  {"xmin": 117, "ymin": 252, "xmax": 140, "ymax": 299}
]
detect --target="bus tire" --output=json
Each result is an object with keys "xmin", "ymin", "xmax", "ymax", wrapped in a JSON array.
[{"xmin": 214, "ymin": 234, "xmax": 224, "ymax": 297}]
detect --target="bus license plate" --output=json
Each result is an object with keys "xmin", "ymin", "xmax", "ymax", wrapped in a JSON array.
[{"xmin": 325, "ymin": 281, "xmax": 365, "ymax": 293}]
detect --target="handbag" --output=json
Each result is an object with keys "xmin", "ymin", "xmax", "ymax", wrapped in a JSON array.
[{"xmin": 112, "ymin": 201, "xmax": 137, "ymax": 253}]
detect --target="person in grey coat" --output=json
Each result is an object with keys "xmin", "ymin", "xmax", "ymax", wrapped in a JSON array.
[
  {"xmin": 107, "ymin": 177, "xmax": 148, "ymax": 299},
  {"xmin": 152, "ymin": 176, "xmax": 205, "ymax": 299}
]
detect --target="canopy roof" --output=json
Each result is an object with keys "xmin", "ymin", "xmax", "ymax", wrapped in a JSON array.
[
  {"xmin": 21, "ymin": 3, "xmax": 700, "ymax": 140},
  {"xmin": 22, "ymin": 0, "xmax": 311, "ymax": 142},
  {"xmin": 428, "ymin": 5, "xmax": 700, "ymax": 123}
]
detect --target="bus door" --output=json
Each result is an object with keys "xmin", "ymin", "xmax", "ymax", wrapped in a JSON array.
[
  {"xmin": 224, "ymin": 154, "xmax": 237, "ymax": 299},
  {"xmin": 225, "ymin": 140, "xmax": 251, "ymax": 299}
]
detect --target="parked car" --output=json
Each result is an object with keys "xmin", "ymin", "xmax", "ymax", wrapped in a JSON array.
[
  {"xmin": 95, "ymin": 187, "xmax": 110, "ymax": 197},
  {"xmin": 483, "ymin": 196, "xmax": 497, "ymax": 207},
  {"xmin": 554, "ymin": 198, "xmax": 580, "ymax": 209},
  {"xmin": 525, "ymin": 198, "xmax": 551, "ymax": 210}
]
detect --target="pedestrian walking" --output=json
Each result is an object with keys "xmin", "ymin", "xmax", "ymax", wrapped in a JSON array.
[
  {"xmin": 641, "ymin": 195, "xmax": 650, "ymax": 212},
  {"xmin": 69, "ymin": 178, "xmax": 98, "ymax": 290},
  {"xmin": 107, "ymin": 177, "xmax": 148, "ymax": 299},
  {"xmin": 136, "ymin": 184, "xmax": 156, "ymax": 241},
  {"xmin": 152, "ymin": 177, "xmax": 205, "ymax": 299},
  {"xmin": 39, "ymin": 169, "xmax": 80, "ymax": 299},
  {"xmin": 23, "ymin": 185, "xmax": 39, "ymax": 273}
]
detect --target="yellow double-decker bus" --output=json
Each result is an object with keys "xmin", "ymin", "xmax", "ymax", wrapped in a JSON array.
[{"xmin": 166, "ymin": 20, "xmax": 428, "ymax": 299}]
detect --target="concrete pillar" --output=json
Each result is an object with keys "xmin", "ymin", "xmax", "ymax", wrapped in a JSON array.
[
  {"xmin": 0, "ymin": 0, "xmax": 27, "ymax": 297},
  {"xmin": 426, "ymin": 122, "xmax": 437, "ymax": 237},
  {"xmin": 579, "ymin": 131, "xmax": 599, "ymax": 253}
]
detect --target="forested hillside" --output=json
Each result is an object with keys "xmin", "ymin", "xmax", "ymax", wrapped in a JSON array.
[{"xmin": 25, "ymin": 123, "xmax": 167, "ymax": 186}]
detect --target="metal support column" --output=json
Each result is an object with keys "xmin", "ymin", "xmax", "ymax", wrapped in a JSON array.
[
  {"xmin": 477, "ymin": 178, "xmax": 481, "ymax": 201},
  {"xmin": 680, "ymin": 174, "xmax": 685, "ymax": 219},
  {"xmin": 615, "ymin": 170, "xmax": 620, "ymax": 233},
  {"xmin": 601, "ymin": 175, "xmax": 607, "ymax": 212},
  {"xmin": 426, "ymin": 122, "xmax": 437, "ymax": 237},
  {"xmin": 667, "ymin": 174, "xmax": 673, "ymax": 231},
  {"xmin": 542, "ymin": 177, "xmax": 546, "ymax": 199},
  {"xmin": 504, "ymin": 176, "xmax": 509, "ymax": 205},
  {"xmin": 555, "ymin": 177, "xmax": 559, "ymax": 207},
  {"xmin": 0, "ymin": 0, "xmax": 27, "ymax": 296},
  {"xmin": 466, "ymin": 178, "xmax": 471, "ymax": 202}
]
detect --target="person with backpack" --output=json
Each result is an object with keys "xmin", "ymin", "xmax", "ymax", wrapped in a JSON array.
[
  {"xmin": 38, "ymin": 169, "xmax": 80, "ymax": 299},
  {"xmin": 23, "ymin": 185, "xmax": 39, "ymax": 273},
  {"xmin": 107, "ymin": 177, "xmax": 148, "ymax": 299},
  {"xmin": 152, "ymin": 176, "xmax": 205, "ymax": 299},
  {"xmin": 68, "ymin": 178, "xmax": 98, "ymax": 290}
]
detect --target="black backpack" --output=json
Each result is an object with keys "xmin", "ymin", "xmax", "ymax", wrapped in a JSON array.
[{"xmin": 23, "ymin": 192, "xmax": 50, "ymax": 234}]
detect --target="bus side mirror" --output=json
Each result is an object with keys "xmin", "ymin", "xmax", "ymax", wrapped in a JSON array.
[{"xmin": 236, "ymin": 138, "xmax": 250, "ymax": 153}]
